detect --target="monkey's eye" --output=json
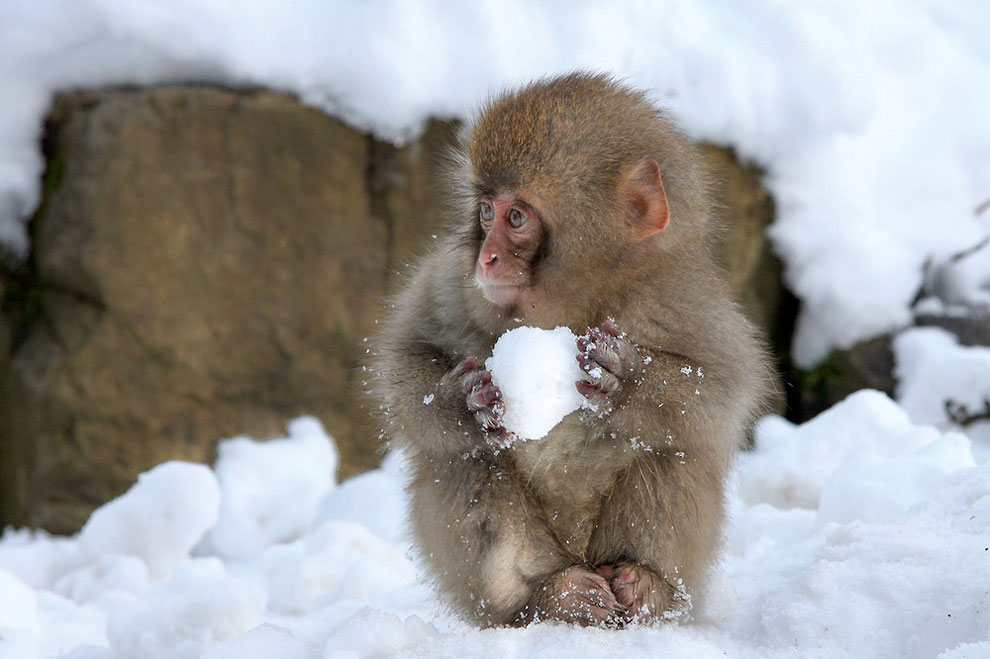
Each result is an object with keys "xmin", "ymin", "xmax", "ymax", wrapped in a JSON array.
[
  {"xmin": 508, "ymin": 208, "xmax": 528, "ymax": 229},
  {"xmin": 479, "ymin": 202, "xmax": 494, "ymax": 225}
]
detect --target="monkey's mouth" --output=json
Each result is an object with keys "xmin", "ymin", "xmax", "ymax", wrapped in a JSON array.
[{"xmin": 475, "ymin": 278, "xmax": 521, "ymax": 309}]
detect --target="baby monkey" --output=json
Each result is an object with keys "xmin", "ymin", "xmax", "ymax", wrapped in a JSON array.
[{"xmin": 374, "ymin": 73, "xmax": 772, "ymax": 626}]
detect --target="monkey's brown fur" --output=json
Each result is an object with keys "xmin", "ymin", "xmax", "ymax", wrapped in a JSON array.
[{"xmin": 374, "ymin": 73, "xmax": 773, "ymax": 627}]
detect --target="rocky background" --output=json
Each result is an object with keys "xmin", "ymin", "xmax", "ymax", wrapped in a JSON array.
[{"xmin": 1, "ymin": 85, "xmax": 803, "ymax": 533}]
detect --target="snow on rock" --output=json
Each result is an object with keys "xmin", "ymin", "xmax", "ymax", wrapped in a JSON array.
[
  {"xmin": 893, "ymin": 326, "xmax": 990, "ymax": 426},
  {"xmin": 485, "ymin": 326, "xmax": 588, "ymax": 440},
  {"xmin": 2, "ymin": 2, "xmax": 989, "ymax": 362},
  {"xmin": 205, "ymin": 416, "xmax": 338, "ymax": 560},
  {"xmin": 105, "ymin": 558, "xmax": 266, "ymax": 659},
  {"xmin": 77, "ymin": 461, "xmax": 220, "ymax": 579},
  {"xmin": 0, "ymin": 528, "xmax": 79, "ymax": 590}
]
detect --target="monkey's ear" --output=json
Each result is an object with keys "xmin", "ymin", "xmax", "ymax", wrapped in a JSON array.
[{"xmin": 621, "ymin": 159, "xmax": 670, "ymax": 239}]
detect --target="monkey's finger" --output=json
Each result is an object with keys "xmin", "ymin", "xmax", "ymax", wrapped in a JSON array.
[
  {"xmin": 443, "ymin": 356, "xmax": 481, "ymax": 390},
  {"xmin": 574, "ymin": 574, "xmax": 629, "ymax": 624},
  {"xmin": 577, "ymin": 363, "xmax": 620, "ymax": 395},
  {"xmin": 577, "ymin": 571, "xmax": 617, "ymax": 598},
  {"xmin": 610, "ymin": 576, "xmax": 641, "ymax": 610},
  {"xmin": 463, "ymin": 370, "xmax": 493, "ymax": 396},
  {"xmin": 601, "ymin": 318, "xmax": 623, "ymax": 338},
  {"xmin": 577, "ymin": 354, "xmax": 610, "ymax": 380},
  {"xmin": 580, "ymin": 330, "xmax": 623, "ymax": 374},
  {"xmin": 596, "ymin": 321, "xmax": 640, "ymax": 372},
  {"xmin": 576, "ymin": 381, "xmax": 614, "ymax": 414},
  {"xmin": 453, "ymin": 356, "xmax": 481, "ymax": 377},
  {"xmin": 467, "ymin": 381, "xmax": 501, "ymax": 411},
  {"xmin": 485, "ymin": 425, "xmax": 516, "ymax": 446}
]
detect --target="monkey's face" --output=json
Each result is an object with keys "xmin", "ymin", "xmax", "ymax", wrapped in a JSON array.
[{"xmin": 473, "ymin": 190, "xmax": 545, "ymax": 310}]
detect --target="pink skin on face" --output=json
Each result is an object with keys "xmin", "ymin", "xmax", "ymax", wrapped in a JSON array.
[{"xmin": 474, "ymin": 193, "xmax": 542, "ymax": 309}]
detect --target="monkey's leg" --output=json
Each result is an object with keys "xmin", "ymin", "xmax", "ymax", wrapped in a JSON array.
[
  {"xmin": 588, "ymin": 453, "xmax": 725, "ymax": 623},
  {"xmin": 408, "ymin": 455, "xmax": 584, "ymax": 627}
]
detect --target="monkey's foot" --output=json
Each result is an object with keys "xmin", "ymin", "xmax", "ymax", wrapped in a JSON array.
[
  {"xmin": 595, "ymin": 561, "xmax": 677, "ymax": 623},
  {"xmin": 519, "ymin": 565, "xmax": 627, "ymax": 627}
]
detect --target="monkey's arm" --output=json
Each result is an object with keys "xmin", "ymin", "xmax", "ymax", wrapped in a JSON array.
[
  {"xmin": 374, "ymin": 266, "xmax": 494, "ymax": 460},
  {"xmin": 578, "ymin": 319, "xmax": 761, "ymax": 456},
  {"xmin": 579, "ymin": 321, "xmax": 762, "ymax": 617}
]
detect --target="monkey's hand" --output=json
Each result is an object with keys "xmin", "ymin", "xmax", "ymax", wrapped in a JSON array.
[
  {"xmin": 444, "ymin": 356, "xmax": 514, "ymax": 444},
  {"xmin": 596, "ymin": 561, "xmax": 678, "ymax": 623},
  {"xmin": 575, "ymin": 319, "xmax": 639, "ymax": 415}
]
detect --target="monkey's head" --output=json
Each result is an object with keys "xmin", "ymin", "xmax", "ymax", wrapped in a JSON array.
[{"xmin": 454, "ymin": 72, "xmax": 711, "ymax": 319}]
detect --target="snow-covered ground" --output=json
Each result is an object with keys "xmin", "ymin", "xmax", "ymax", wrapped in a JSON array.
[
  {"xmin": 1, "ymin": 328, "xmax": 988, "ymax": 658},
  {"xmin": 1, "ymin": 1, "xmax": 989, "ymax": 657}
]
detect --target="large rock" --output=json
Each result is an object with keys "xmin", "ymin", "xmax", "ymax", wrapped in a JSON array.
[
  {"xmin": 0, "ymin": 87, "xmax": 397, "ymax": 531},
  {"xmin": 0, "ymin": 86, "xmax": 786, "ymax": 532},
  {"xmin": 701, "ymin": 144, "xmax": 785, "ymax": 348},
  {"xmin": 794, "ymin": 310, "xmax": 990, "ymax": 422}
]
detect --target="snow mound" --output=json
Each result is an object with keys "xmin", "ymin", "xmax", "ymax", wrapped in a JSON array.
[
  {"xmin": 105, "ymin": 558, "xmax": 266, "ymax": 659},
  {"xmin": 205, "ymin": 416, "xmax": 338, "ymax": 560},
  {"xmin": 78, "ymin": 461, "xmax": 220, "ymax": 579},
  {"xmin": 0, "ymin": 396, "xmax": 986, "ymax": 656}
]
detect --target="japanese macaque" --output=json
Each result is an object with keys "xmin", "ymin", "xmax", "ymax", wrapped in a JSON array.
[{"xmin": 373, "ymin": 73, "xmax": 773, "ymax": 627}]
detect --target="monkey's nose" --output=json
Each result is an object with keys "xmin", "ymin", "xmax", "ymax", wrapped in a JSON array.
[{"xmin": 484, "ymin": 252, "xmax": 498, "ymax": 265}]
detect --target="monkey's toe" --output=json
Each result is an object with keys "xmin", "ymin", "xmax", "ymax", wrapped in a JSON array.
[{"xmin": 600, "ymin": 561, "xmax": 674, "ymax": 622}]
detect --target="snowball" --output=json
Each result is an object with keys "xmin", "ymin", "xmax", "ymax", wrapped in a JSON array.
[
  {"xmin": 78, "ymin": 461, "xmax": 220, "ymax": 579},
  {"xmin": 205, "ymin": 416, "xmax": 338, "ymax": 559},
  {"xmin": 485, "ymin": 326, "xmax": 587, "ymax": 440},
  {"xmin": 105, "ymin": 558, "xmax": 265, "ymax": 659}
]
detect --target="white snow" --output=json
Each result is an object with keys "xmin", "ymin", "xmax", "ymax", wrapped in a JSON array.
[
  {"xmin": 104, "ymin": 558, "xmax": 266, "ymax": 659},
  {"xmin": 77, "ymin": 461, "xmax": 220, "ymax": 580},
  {"xmin": 203, "ymin": 416, "xmax": 338, "ymax": 560},
  {"xmin": 1, "ymin": 380, "xmax": 987, "ymax": 657},
  {"xmin": 893, "ymin": 327, "xmax": 990, "ymax": 426},
  {"xmin": 0, "ymin": 2, "xmax": 989, "ymax": 658},
  {"xmin": 0, "ymin": 1, "xmax": 988, "ymax": 362},
  {"xmin": 485, "ymin": 326, "xmax": 588, "ymax": 440}
]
